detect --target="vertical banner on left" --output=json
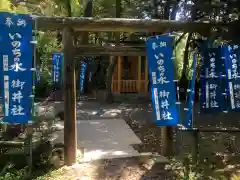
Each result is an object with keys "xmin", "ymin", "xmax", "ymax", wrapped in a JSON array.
[
  {"xmin": 52, "ymin": 52, "xmax": 64, "ymax": 85},
  {"xmin": 0, "ymin": 12, "xmax": 33, "ymax": 123},
  {"xmin": 146, "ymin": 35, "xmax": 179, "ymax": 126}
]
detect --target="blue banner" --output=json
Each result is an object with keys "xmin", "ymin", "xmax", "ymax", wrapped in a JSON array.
[
  {"xmin": 223, "ymin": 44, "xmax": 240, "ymax": 111},
  {"xmin": 0, "ymin": 12, "xmax": 33, "ymax": 123},
  {"xmin": 185, "ymin": 54, "xmax": 197, "ymax": 128},
  {"xmin": 52, "ymin": 52, "xmax": 63, "ymax": 84},
  {"xmin": 79, "ymin": 61, "xmax": 87, "ymax": 94},
  {"xmin": 146, "ymin": 35, "xmax": 179, "ymax": 126},
  {"xmin": 200, "ymin": 46, "xmax": 226, "ymax": 112}
]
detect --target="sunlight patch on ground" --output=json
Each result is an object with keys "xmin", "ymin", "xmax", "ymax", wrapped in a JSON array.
[
  {"xmin": 80, "ymin": 148, "xmax": 138, "ymax": 162},
  {"xmin": 76, "ymin": 119, "xmax": 142, "ymax": 146},
  {"xmin": 91, "ymin": 111, "xmax": 98, "ymax": 115},
  {"xmin": 100, "ymin": 109, "xmax": 122, "ymax": 117},
  {"xmin": 52, "ymin": 122, "xmax": 64, "ymax": 130}
]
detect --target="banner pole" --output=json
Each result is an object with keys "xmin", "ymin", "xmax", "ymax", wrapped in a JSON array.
[{"xmin": 25, "ymin": 14, "xmax": 38, "ymax": 179}]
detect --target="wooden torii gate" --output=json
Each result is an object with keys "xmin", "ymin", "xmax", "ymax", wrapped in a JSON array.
[{"xmin": 36, "ymin": 16, "xmax": 228, "ymax": 165}]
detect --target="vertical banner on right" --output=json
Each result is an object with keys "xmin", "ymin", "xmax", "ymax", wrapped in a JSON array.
[
  {"xmin": 79, "ymin": 61, "xmax": 87, "ymax": 94},
  {"xmin": 52, "ymin": 52, "xmax": 63, "ymax": 85},
  {"xmin": 200, "ymin": 46, "xmax": 226, "ymax": 113},
  {"xmin": 146, "ymin": 35, "xmax": 179, "ymax": 126},
  {"xmin": 223, "ymin": 44, "xmax": 240, "ymax": 111},
  {"xmin": 185, "ymin": 54, "xmax": 197, "ymax": 128}
]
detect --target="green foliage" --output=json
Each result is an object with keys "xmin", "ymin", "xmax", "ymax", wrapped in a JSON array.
[
  {"xmin": 174, "ymin": 33, "xmax": 195, "ymax": 80},
  {"xmin": 0, "ymin": 0, "xmax": 28, "ymax": 13},
  {"xmin": 53, "ymin": 0, "xmax": 83, "ymax": 16},
  {"xmin": 35, "ymin": 72, "xmax": 53, "ymax": 98},
  {"xmin": 0, "ymin": 0, "xmax": 11, "ymax": 11},
  {"xmin": 166, "ymin": 157, "xmax": 229, "ymax": 180},
  {"xmin": 0, "ymin": 0, "xmax": 58, "ymax": 96},
  {"xmin": 93, "ymin": 0, "xmax": 114, "ymax": 17},
  {"xmin": 93, "ymin": 0, "xmax": 146, "ymax": 18},
  {"xmin": 174, "ymin": 33, "xmax": 189, "ymax": 79},
  {"xmin": 0, "ymin": 168, "xmax": 26, "ymax": 180},
  {"xmin": 70, "ymin": 0, "xmax": 83, "ymax": 16},
  {"xmin": 35, "ymin": 31, "xmax": 60, "ymax": 97},
  {"xmin": 232, "ymin": 175, "xmax": 240, "ymax": 180},
  {"xmin": 37, "ymin": 31, "xmax": 60, "ymax": 69}
]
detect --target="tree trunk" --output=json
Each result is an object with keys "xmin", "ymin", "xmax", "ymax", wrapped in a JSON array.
[
  {"xmin": 179, "ymin": 0, "xmax": 198, "ymax": 99},
  {"xmin": 174, "ymin": 32, "xmax": 187, "ymax": 47},
  {"xmin": 180, "ymin": 33, "xmax": 192, "ymax": 100},
  {"xmin": 152, "ymin": 0, "xmax": 159, "ymax": 19},
  {"xmin": 170, "ymin": 0, "xmax": 181, "ymax": 20},
  {"xmin": 105, "ymin": 56, "xmax": 118, "ymax": 102},
  {"xmin": 76, "ymin": 0, "xmax": 93, "ymax": 93},
  {"xmin": 81, "ymin": 0, "xmax": 93, "ymax": 44},
  {"xmin": 163, "ymin": 0, "xmax": 171, "ymax": 19},
  {"xmin": 155, "ymin": 0, "xmax": 180, "ymax": 157},
  {"xmin": 105, "ymin": 0, "xmax": 121, "ymax": 103}
]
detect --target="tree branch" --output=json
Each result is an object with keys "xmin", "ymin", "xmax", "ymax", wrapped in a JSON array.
[
  {"xmin": 174, "ymin": 32, "xmax": 187, "ymax": 47},
  {"xmin": 181, "ymin": 33, "xmax": 192, "ymax": 82}
]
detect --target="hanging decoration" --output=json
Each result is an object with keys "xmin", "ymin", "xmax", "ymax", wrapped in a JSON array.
[
  {"xmin": 223, "ymin": 44, "xmax": 240, "ymax": 111},
  {"xmin": 185, "ymin": 53, "xmax": 197, "ymax": 128},
  {"xmin": 0, "ymin": 12, "xmax": 33, "ymax": 123},
  {"xmin": 146, "ymin": 35, "xmax": 179, "ymax": 126},
  {"xmin": 200, "ymin": 46, "xmax": 226, "ymax": 113},
  {"xmin": 79, "ymin": 61, "xmax": 87, "ymax": 94},
  {"xmin": 52, "ymin": 52, "xmax": 64, "ymax": 85}
]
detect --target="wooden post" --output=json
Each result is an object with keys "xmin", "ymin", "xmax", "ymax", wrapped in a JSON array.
[
  {"xmin": 117, "ymin": 56, "xmax": 121, "ymax": 93},
  {"xmin": 192, "ymin": 130, "xmax": 199, "ymax": 164},
  {"xmin": 137, "ymin": 56, "xmax": 141, "ymax": 92},
  {"xmin": 144, "ymin": 56, "xmax": 148, "ymax": 93},
  {"xmin": 161, "ymin": 127, "xmax": 173, "ymax": 156},
  {"xmin": 110, "ymin": 56, "xmax": 113, "ymax": 64},
  {"xmin": 63, "ymin": 27, "xmax": 77, "ymax": 165},
  {"xmin": 110, "ymin": 56, "xmax": 113, "ymax": 91}
]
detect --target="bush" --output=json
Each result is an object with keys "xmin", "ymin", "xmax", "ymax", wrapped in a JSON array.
[{"xmin": 35, "ymin": 71, "xmax": 54, "ymax": 99}]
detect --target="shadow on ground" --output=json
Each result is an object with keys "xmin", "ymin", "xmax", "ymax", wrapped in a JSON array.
[
  {"xmin": 2, "ymin": 98, "xmax": 240, "ymax": 179},
  {"xmin": 121, "ymin": 99, "xmax": 240, "ymax": 179},
  {"xmin": 57, "ymin": 99, "xmax": 240, "ymax": 179}
]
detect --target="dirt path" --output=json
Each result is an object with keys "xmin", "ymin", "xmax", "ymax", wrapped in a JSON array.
[{"xmin": 37, "ymin": 100, "xmax": 174, "ymax": 180}]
